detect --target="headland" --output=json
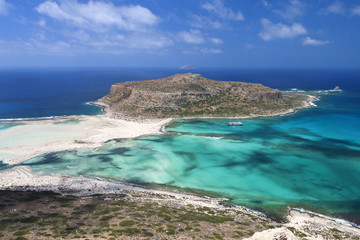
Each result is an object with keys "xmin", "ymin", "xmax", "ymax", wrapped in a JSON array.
[
  {"xmin": 99, "ymin": 73, "xmax": 313, "ymax": 120},
  {"xmin": 0, "ymin": 73, "xmax": 313, "ymax": 166}
]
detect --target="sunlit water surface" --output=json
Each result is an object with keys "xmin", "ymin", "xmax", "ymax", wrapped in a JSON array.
[
  {"xmin": 1, "ymin": 69, "xmax": 360, "ymax": 223},
  {"xmin": 4, "ymin": 92, "xmax": 357, "ymax": 223}
]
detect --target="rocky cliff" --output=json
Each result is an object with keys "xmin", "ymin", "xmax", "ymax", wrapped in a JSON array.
[{"xmin": 100, "ymin": 73, "xmax": 307, "ymax": 119}]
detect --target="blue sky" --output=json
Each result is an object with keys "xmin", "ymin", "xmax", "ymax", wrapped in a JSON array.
[{"xmin": 0, "ymin": 0, "xmax": 359, "ymax": 68}]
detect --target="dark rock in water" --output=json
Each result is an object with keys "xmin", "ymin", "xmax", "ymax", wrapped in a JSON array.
[
  {"xmin": 165, "ymin": 131, "xmax": 180, "ymax": 135},
  {"xmin": 332, "ymin": 86, "xmax": 341, "ymax": 91}
]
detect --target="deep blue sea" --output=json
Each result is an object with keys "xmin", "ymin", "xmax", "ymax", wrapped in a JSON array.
[
  {"xmin": 0, "ymin": 68, "xmax": 360, "ymax": 224},
  {"xmin": 1, "ymin": 68, "xmax": 359, "ymax": 119}
]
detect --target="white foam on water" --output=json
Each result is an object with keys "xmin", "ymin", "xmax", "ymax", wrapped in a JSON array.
[
  {"xmin": 235, "ymin": 205, "xmax": 267, "ymax": 218},
  {"xmin": 204, "ymin": 136, "xmax": 223, "ymax": 140},
  {"xmin": 292, "ymin": 207, "xmax": 360, "ymax": 228},
  {"xmin": 309, "ymin": 101, "xmax": 317, "ymax": 107},
  {"xmin": 160, "ymin": 125, "xmax": 167, "ymax": 133},
  {"xmin": 0, "ymin": 116, "xmax": 57, "ymax": 122}
]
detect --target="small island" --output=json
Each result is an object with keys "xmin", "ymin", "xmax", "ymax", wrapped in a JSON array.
[
  {"xmin": 0, "ymin": 74, "xmax": 315, "ymax": 166},
  {"xmin": 99, "ymin": 73, "xmax": 312, "ymax": 119}
]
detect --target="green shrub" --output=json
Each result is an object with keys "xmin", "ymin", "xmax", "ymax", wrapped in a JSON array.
[{"xmin": 119, "ymin": 220, "xmax": 135, "ymax": 227}]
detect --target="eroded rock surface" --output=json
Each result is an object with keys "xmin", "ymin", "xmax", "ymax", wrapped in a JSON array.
[{"xmin": 100, "ymin": 73, "xmax": 308, "ymax": 119}]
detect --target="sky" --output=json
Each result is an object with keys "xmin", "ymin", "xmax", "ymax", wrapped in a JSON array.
[{"xmin": 0, "ymin": 0, "xmax": 359, "ymax": 68}]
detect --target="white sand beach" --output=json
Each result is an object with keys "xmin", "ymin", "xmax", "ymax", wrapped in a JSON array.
[
  {"xmin": 0, "ymin": 94, "xmax": 315, "ymax": 166},
  {"xmin": 0, "ymin": 111, "xmax": 171, "ymax": 165}
]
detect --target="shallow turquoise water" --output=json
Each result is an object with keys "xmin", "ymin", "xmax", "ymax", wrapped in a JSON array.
[
  {"xmin": 0, "ymin": 123, "xmax": 19, "ymax": 131},
  {"xmin": 13, "ymin": 92, "xmax": 360, "ymax": 223}
]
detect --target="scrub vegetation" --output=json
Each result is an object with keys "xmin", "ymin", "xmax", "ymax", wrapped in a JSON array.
[
  {"xmin": 100, "ymin": 73, "xmax": 309, "ymax": 119},
  {"xmin": 0, "ymin": 191, "xmax": 274, "ymax": 240}
]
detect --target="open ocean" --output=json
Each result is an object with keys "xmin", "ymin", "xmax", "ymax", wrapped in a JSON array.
[{"xmin": 1, "ymin": 68, "xmax": 360, "ymax": 224}]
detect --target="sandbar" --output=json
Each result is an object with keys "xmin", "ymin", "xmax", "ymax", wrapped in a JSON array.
[{"xmin": 0, "ymin": 103, "xmax": 171, "ymax": 165}]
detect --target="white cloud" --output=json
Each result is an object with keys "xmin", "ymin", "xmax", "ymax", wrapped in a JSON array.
[
  {"xmin": 0, "ymin": 38, "xmax": 73, "ymax": 55},
  {"xmin": 244, "ymin": 43, "xmax": 255, "ymax": 49},
  {"xmin": 201, "ymin": 48, "xmax": 222, "ymax": 54},
  {"xmin": 210, "ymin": 38, "xmax": 223, "ymax": 44},
  {"xmin": 126, "ymin": 33, "xmax": 173, "ymax": 49},
  {"xmin": 178, "ymin": 29, "xmax": 205, "ymax": 44},
  {"xmin": 302, "ymin": 37, "xmax": 330, "ymax": 46},
  {"xmin": 275, "ymin": 0, "xmax": 305, "ymax": 20},
  {"xmin": 180, "ymin": 64, "xmax": 197, "ymax": 70},
  {"xmin": 0, "ymin": 0, "xmax": 9, "ymax": 16},
  {"xmin": 31, "ymin": 0, "xmax": 173, "ymax": 53},
  {"xmin": 351, "ymin": 5, "xmax": 360, "ymax": 15},
  {"xmin": 190, "ymin": 0, "xmax": 243, "ymax": 29},
  {"xmin": 0, "ymin": 30, "xmax": 173, "ymax": 55},
  {"xmin": 68, "ymin": 31, "xmax": 173, "ymax": 50},
  {"xmin": 202, "ymin": 0, "xmax": 244, "ymax": 21},
  {"xmin": 38, "ymin": 18, "xmax": 46, "ymax": 27},
  {"xmin": 62, "ymin": 29, "xmax": 91, "ymax": 42},
  {"xmin": 262, "ymin": 0, "xmax": 271, "ymax": 8},
  {"xmin": 259, "ymin": 18, "xmax": 307, "ymax": 41},
  {"xmin": 181, "ymin": 46, "xmax": 222, "ymax": 55},
  {"xmin": 36, "ymin": 0, "xmax": 159, "ymax": 32},
  {"xmin": 321, "ymin": 1, "xmax": 345, "ymax": 15},
  {"xmin": 190, "ymin": 14, "xmax": 224, "ymax": 29}
]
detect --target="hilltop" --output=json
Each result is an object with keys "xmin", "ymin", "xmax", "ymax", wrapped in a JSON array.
[{"xmin": 99, "ymin": 73, "xmax": 310, "ymax": 119}]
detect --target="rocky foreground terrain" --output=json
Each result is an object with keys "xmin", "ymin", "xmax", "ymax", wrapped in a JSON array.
[
  {"xmin": 100, "ymin": 73, "xmax": 310, "ymax": 119},
  {"xmin": 1, "ymin": 189, "xmax": 359, "ymax": 240}
]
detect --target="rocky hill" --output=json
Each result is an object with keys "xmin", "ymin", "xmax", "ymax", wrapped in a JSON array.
[{"xmin": 99, "ymin": 73, "xmax": 309, "ymax": 119}]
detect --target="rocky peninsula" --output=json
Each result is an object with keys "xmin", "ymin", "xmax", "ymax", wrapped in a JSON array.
[
  {"xmin": 100, "ymin": 73, "xmax": 312, "ymax": 119},
  {"xmin": 0, "ymin": 73, "xmax": 313, "ymax": 166}
]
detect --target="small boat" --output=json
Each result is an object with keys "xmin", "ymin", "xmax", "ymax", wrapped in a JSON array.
[{"xmin": 227, "ymin": 122, "xmax": 243, "ymax": 126}]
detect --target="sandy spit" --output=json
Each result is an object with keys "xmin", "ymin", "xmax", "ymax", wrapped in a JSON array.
[
  {"xmin": 0, "ymin": 95, "xmax": 315, "ymax": 166},
  {"xmin": 0, "ymin": 108, "xmax": 171, "ymax": 165}
]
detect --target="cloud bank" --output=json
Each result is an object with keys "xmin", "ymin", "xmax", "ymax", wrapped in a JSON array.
[
  {"xmin": 259, "ymin": 18, "xmax": 307, "ymax": 41},
  {"xmin": 321, "ymin": 1, "xmax": 345, "ymax": 15},
  {"xmin": 0, "ymin": 0, "xmax": 9, "ymax": 16},
  {"xmin": 36, "ymin": 0, "xmax": 159, "ymax": 32},
  {"xmin": 352, "ymin": 5, "xmax": 360, "ymax": 15},
  {"xmin": 302, "ymin": 37, "xmax": 330, "ymax": 46},
  {"xmin": 178, "ymin": 29, "xmax": 205, "ymax": 44},
  {"xmin": 274, "ymin": 0, "xmax": 305, "ymax": 20},
  {"xmin": 202, "ymin": 0, "xmax": 244, "ymax": 21}
]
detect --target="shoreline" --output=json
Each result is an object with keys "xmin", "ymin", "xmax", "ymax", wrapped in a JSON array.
[
  {"xmin": 0, "ymin": 110, "xmax": 172, "ymax": 165},
  {"xmin": 0, "ymin": 94, "xmax": 316, "ymax": 166},
  {"xmin": 177, "ymin": 94, "xmax": 316, "ymax": 120},
  {"xmin": 0, "ymin": 166, "xmax": 359, "ymax": 239},
  {"xmin": 3, "ymin": 94, "xmax": 358, "ymax": 238}
]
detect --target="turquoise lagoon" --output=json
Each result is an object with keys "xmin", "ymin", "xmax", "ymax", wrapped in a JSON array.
[{"xmin": 8, "ymin": 91, "xmax": 359, "ymax": 224}]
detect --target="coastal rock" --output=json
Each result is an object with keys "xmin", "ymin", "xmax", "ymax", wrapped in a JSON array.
[
  {"xmin": 332, "ymin": 86, "xmax": 341, "ymax": 91},
  {"xmin": 243, "ymin": 227, "xmax": 297, "ymax": 240},
  {"xmin": 100, "ymin": 73, "xmax": 307, "ymax": 119}
]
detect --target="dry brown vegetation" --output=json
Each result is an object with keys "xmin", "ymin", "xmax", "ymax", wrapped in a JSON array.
[
  {"xmin": 0, "ymin": 190, "xmax": 358, "ymax": 239},
  {"xmin": 100, "ymin": 73, "xmax": 308, "ymax": 119},
  {"xmin": 0, "ymin": 190, "xmax": 279, "ymax": 240}
]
